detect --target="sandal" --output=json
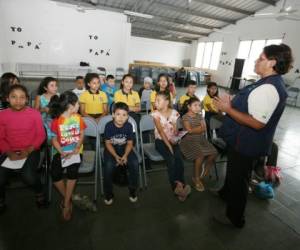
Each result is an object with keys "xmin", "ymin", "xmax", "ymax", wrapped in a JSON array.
[
  {"xmin": 174, "ymin": 182, "xmax": 191, "ymax": 202},
  {"xmin": 192, "ymin": 177, "xmax": 205, "ymax": 192}
]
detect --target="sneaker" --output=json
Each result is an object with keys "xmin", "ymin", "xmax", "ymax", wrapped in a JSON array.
[
  {"xmin": 129, "ymin": 189, "xmax": 138, "ymax": 203},
  {"xmin": 104, "ymin": 194, "xmax": 114, "ymax": 206}
]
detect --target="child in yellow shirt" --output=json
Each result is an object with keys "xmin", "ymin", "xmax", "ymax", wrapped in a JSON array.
[
  {"xmin": 202, "ymin": 82, "xmax": 219, "ymax": 139},
  {"xmin": 114, "ymin": 74, "xmax": 141, "ymax": 124},
  {"xmin": 79, "ymin": 73, "xmax": 108, "ymax": 123},
  {"xmin": 178, "ymin": 80, "xmax": 198, "ymax": 110}
]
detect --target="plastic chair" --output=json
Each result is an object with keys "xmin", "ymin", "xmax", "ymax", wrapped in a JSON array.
[
  {"xmin": 97, "ymin": 115, "xmax": 143, "ymax": 195},
  {"xmin": 139, "ymin": 115, "xmax": 164, "ymax": 188},
  {"xmin": 209, "ymin": 115, "xmax": 227, "ymax": 180}
]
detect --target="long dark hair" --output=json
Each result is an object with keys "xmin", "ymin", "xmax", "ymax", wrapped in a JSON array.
[
  {"xmin": 0, "ymin": 72, "xmax": 19, "ymax": 101},
  {"xmin": 84, "ymin": 73, "xmax": 99, "ymax": 90},
  {"xmin": 37, "ymin": 77, "xmax": 57, "ymax": 95},
  {"xmin": 181, "ymin": 97, "xmax": 201, "ymax": 116},
  {"xmin": 49, "ymin": 91, "xmax": 78, "ymax": 118},
  {"xmin": 120, "ymin": 74, "xmax": 134, "ymax": 90},
  {"xmin": 206, "ymin": 82, "xmax": 219, "ymax": 98},
  {"xmin": 155, "ymin": 73, "xmax": 170, "ymax": 93},
  {"xmin": 263, "ymin": 43, "xmax": 294, "ymax": 75}
]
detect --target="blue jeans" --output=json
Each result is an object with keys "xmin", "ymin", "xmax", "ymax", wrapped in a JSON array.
[
  {"xmin": 103, "ymin": 147, "xmax": 139, "ymax": 196},
  {"xmin": 155, "ymin": 139, "xmax": 185, "ymax": 190}
]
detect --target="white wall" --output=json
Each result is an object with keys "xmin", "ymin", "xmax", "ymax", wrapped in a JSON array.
[
  {"xmin": 129, "ymin": 36, "xmax": 191, "ymax": 67},
  {"xmin": 0, "ymin": 0, "xmax": 131, "ymax": 73},
  {"xmin": 194, "ymin": 0, "xmax": 300, "ymax": 87}
]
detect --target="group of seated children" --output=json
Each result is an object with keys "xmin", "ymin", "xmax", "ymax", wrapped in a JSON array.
[{"xmin": 0, "ymin": 71, "xmax": 221, "ymax": 221}]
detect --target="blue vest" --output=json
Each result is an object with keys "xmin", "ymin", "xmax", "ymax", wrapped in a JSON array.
[{"xmin": 219, "ymin": 75, "xmax": 287, "ymax": 157}]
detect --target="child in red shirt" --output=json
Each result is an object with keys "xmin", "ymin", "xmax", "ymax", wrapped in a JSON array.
[{"xmin": 0, "ymin": 85, "xmax": 47, "ymax": 214}]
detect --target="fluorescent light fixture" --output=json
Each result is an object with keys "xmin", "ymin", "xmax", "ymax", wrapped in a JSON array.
[
  {"xmin": 124, "ymin": 10, "xmax": 153, "ymax": 19},
  {"xmin": 161, "ymin": 34, "xmax": 172, "ymax": 38}
]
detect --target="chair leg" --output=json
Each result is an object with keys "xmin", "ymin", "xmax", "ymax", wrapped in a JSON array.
[
  {"xmin": 99, "ymin": 160, "xmax": 104, "ymax": 196},
  {"xmin": 48, "ymin": 176, "xmax": 52, "ymax": 202},
  {"xmin": 138, "ymin": 163, "xmax": 143, "ymax": 190},
  {"xmin": 214, "ymin": 163, "xmax": 219, "ymax": 181},
  {"xmin": 141, "ymin": 154, "xmax": 148, "ymax": 188},
  {"xmin": 94, "ymin": 160, "xmax": 98, "ymax": 202}
]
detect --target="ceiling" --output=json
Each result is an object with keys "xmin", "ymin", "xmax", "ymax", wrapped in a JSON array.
[{"xmin": 51, "ymin": 0, "xmax": 281, "ymax": 43}]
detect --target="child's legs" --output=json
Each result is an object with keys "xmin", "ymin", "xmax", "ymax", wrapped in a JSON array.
[
  {"xmin": 194, "ymin": 156, "xmax": 205, "ymax": 178},
  {"xmin": 20, "ymin": 150, "xmax": 43, "ymax": 195},
  {"xmin": 155, "ymin": 139, "xmax": 178, "ymax": 190},
  {"xmin": 51, "ymin": 154, "xmax": 66, "ymax": 197},
  {"xmin": 103, "ymin": 150, "xmax": 117, "ymax": 196},
  {"xmin": 65, "ymin": 163, "xmax": 80, "ymax": 206},
  {"xmin": 173, "ymin": 145, "xmax": 185, "ymax": 184},
  {"xmin": 126, "ymin": 151, "xmax": 139, "ymax": 191},
  {"xmin": 203, "ymin": 153, "xmax": 218, "ymax": 177}
]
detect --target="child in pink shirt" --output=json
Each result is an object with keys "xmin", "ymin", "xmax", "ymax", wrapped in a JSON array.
[{"xmin": 0, "ymin": 85, "xmax": 47, "ymax": 214}]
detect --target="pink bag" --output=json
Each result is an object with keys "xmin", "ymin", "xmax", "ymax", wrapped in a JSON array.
[{"xmin": 264, "ymin": 166, "xmax": 282, "ymax": 187}]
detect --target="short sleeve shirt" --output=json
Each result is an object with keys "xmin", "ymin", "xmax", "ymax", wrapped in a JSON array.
[
  {"xmin": 248, "ymin": 84, "xmax": 279, "ymax": 124},
  {"xmin": 79, "ymin": 90, "xmax": 108, "ymax": 114},
  {"xmin": 114, "ymin": 90, "xmax": 140, "ymax": 107},
  {"xmin": 51, "ymin": 114, "xmax": 86, "ymax": 153},
  {"xmin": 104, "ymin": 121, "xmax": 133, "ymax": 146},
  {"xmin": 151, "ymin": 109, "xmax": 179, "ymax": 140}
]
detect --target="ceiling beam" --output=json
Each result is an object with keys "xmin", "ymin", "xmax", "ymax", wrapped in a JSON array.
[
  {"xmin": 131, "ymin": 30, "xmax": 192, "ymax": 43},
  {"xmin": 192, "ymin": 0, "xmax": 254, "ymax": 16},
  {"xmin": 132, "ymin": 26, "xmax": 197, "ymax": 39},
  {"xmin": 132, "ymin": 33, "xmax": 192, "ymax": 44},
  {"xmin": 132, "ymin": 20, "xmax": 208, "ymax": 37},
  {"xmin": 256, "ymin": 0, "xmax": 277, "ymax": 5},
  {"xmin": 98, "ymin": 1, "xmax": 217, "ymax": 30},
  {"xmin": 149, "ymin": 13, "xmax": 215, "ymax": 30},
  {"xmin": 152, "ymin": 1, "xmax": 236, "ymax": 24},
  {"xmin": 53, "ymin": 0, "xmax": 219, "ymax": 31}
]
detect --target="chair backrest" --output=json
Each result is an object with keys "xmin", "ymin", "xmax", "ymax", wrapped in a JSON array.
[
  {"xmin": 209, "ymin": 116, "xmax": 223, "ymax": 131},
  {"xmin": 97, "ymin": 115, "xmax": 113, "ymax": 135},
  {"xmin": 176, "ymin": 116, "xmax": 183, "ymax": 130},
  {"xmin": 140, "ymin": 115, "xmax": 155, "ymax": 133},
  {"xmin": 83, "ymin": 117, "xmax": 98, "ymax": 137},
  {"xmin": 97, "ymin": 115, "xmax": 139, "ymax": 151}
]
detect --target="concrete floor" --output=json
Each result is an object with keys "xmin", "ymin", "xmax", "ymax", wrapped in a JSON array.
[{"xmin": 1, "ymin": 84, "xmax": 300, "ymax": 250}]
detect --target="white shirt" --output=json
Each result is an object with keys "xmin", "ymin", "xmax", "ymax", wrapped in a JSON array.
[
  {"xmin": 72, "ymin": 88, "xmax": 86, "ymax": 98},
  {"xmin": 248, "ymin": 84, "xmax": 280, "ymax": 124}
]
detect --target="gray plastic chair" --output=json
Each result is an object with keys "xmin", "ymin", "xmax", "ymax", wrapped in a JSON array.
[
  {"xmin": 97, "ymin": 115, "xmax": 143, "ymax": 195},
  {"xmin": 139, "ymin": 115, "xmax": 164, "ymax": 188},
  {"xmin": 209, "ymin": 115, "xmax": 227, "ymax": 180}
]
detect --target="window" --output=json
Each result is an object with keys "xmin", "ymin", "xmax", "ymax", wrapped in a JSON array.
[
  {"xmin": 237, "ymin": 38, "xmax": 282, "ymax": 77},
  {"xmin": 195, "ymin": 41, "xmax": 223, "ymax": 70}
]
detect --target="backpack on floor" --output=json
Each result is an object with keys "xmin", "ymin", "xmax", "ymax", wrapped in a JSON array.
[{"xmin": 254, "ymin": 181, "xmax": 274, "ymax": 199}]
